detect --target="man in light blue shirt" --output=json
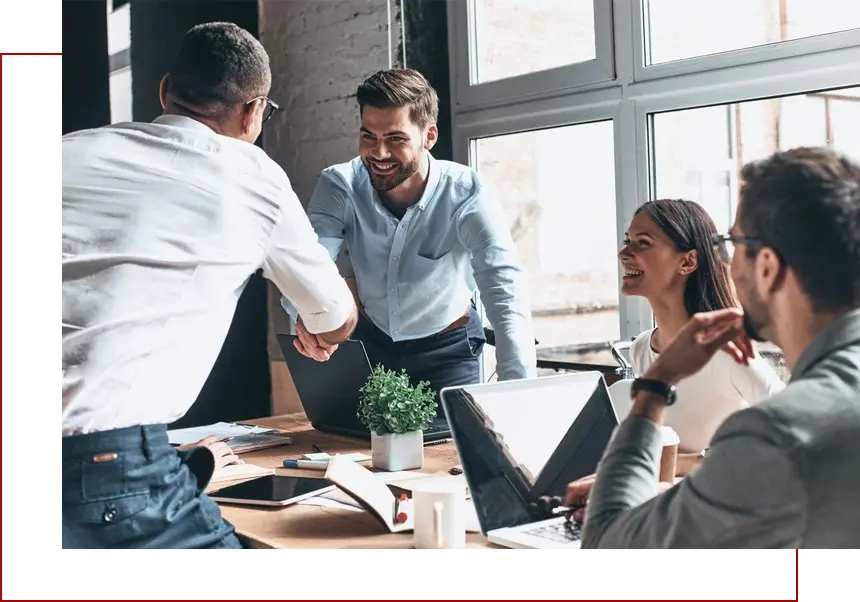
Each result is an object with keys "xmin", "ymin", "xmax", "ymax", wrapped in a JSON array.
[{"xmin": 283, "ymin": 68, "xmax": 536, "ymax": 409}]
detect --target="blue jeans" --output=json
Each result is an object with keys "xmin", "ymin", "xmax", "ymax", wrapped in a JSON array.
[
  {"xmin": 353, "ymin": 307, "xmax": 485, "ymax": 415},
  {"xmin": 62, "ymin": 425, "xmax": 241, "ymax": 549}
]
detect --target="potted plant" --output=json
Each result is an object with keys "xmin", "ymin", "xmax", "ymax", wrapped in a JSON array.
[{"xmin": 357, "ymin": 365, "xmax": 437, "ymax": 471}]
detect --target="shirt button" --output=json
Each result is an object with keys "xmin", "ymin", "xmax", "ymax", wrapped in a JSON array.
[
  {"xmin": 389, "ymin": 287, "xmax": 395, "ymax": 292},
  {"xmin": 392, "ymin": 311, "xmax": 398, "ymax": 316},
  {"xmin": 392, "ymin": 256, "xmax": 399, "ymax": 262},
  {"xmin": 103, "ymin": 505, "xmax": 118, "ymax": 523}
]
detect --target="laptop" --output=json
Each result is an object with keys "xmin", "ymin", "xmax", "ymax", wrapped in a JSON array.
[
  {"xmin": 440, "ymin": 372, "xmax": 618, "ymax": 549},
  {"xmin": 276, "ymin": 334, "xmax": 452, "ymax": 442}
]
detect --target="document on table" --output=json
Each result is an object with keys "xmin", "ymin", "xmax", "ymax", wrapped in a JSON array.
[{"xmin": 167, "ymin": 422, "xmax": 274, "ymax": 446}]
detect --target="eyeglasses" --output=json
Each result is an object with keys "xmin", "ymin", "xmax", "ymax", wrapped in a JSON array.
[
  {"xmin": 712, "ymin": 233, "xmax": 763, "ymax": 263},
  {"xmin": 246, "ymin": 96, "xmax": 280, "ymax": 123}
]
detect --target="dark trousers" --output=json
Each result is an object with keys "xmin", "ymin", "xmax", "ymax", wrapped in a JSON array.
[
  {"xmin": 353, "ymin": 307, "xmax": 486, "ymax": 416},
  {"xmin": 62, "ymin": 424, "xmax": 241, "ymax": 549}
]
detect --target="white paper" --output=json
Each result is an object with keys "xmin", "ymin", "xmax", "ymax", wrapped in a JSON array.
[
  {"xmin": 167, "ymin": 422, "xmax": 274, "ymax": 446},
  {"xmin": 325, "ymin": 456, "xmax": 406, "ymax": 531},
  {"xmin": 210, "ymin": 463, "xmax": 272, "ymax": 484},
  {"xmin": 297, "ymin": 497, "xmax": 365, "ymax": 512}
]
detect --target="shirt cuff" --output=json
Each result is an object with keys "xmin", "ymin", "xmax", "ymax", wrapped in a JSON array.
[{"xmin": 279, "ymin": 294, "xmax": 353, "ymax": 335}]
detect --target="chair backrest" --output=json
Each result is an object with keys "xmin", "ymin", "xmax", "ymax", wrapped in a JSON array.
[{"xmin": 607, "ymin": 378, "xmax": 634, "ymax": 420}]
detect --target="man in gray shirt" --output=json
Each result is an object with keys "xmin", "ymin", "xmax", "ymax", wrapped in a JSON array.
[{"xmin": 570, "ymin": 147, "xmax": 860, "ymax": 548}]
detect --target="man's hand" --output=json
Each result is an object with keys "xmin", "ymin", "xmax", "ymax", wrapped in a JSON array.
[
  {"xmin": 176, "ymin": 435, "xmax": 243, "ymax": 471},
  {"xmin": 294, "ymin": 317, "xmax": 339, "ymax": 362},
  {"xmin": 563, "ymin": 473, "xmax": 597, "ymax": 521},
  {"xmin": 644, "ymin": 308, "xmax": 755, "ymax": 386},
  {"xmin": 563, "ymin": 473, "xmax": 674, "ymax": 522}
]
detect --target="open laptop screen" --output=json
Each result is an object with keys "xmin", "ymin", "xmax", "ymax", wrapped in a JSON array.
[{"xmin": 441, "ymin": 372, "xmax": 618, "ymax": 533}]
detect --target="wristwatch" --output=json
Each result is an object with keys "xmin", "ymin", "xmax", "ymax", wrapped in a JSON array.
[{"xmin": 630, "ymin": 377, "xmax": 677, "ymax": 406}]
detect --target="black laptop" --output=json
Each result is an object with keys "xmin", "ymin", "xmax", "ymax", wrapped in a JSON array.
[
  {"xmin": 440, "ymin": 372, "xmax": 618, "ymax": 548},
  {"xmin": 277, "ymin": 334, "xmax": 452, "ymax": 442}
]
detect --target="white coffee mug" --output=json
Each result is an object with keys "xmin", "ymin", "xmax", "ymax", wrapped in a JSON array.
[{"xmin": 411, "ymin": 480, "xmax": 466, "ymax": 549}]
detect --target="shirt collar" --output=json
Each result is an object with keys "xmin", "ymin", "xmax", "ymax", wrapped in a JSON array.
[
  {"xmin": 791, "ymin": 307, "xmax": 860, "ymax": 379},
  {"xmin": 152, "ymin": 114, "xmax": 217, "ymax": 134},
  {"xmin": 415, "ymin": 152, "xmax": 442, "ymax": 211}
]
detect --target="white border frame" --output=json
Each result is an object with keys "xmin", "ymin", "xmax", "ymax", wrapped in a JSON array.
[{"xmin": 448, "ymin": 0, "xmax": 860, "ymax": 342}]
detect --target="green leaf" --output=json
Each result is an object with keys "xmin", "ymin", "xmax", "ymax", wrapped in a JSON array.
[{"xmin": 356, "ymin": 364, "xmax": 437, "ymax": 434}]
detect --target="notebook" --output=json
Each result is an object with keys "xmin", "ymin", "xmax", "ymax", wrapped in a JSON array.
[
  {"xmin": 323, "ymin": 456, "xmax": 478, "ymax": 533},
  {"xmin": 167, "ymin": 422, "xmax": 294, "ymax": 453}
]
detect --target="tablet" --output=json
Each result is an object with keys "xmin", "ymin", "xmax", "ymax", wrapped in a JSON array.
[{"xmin": 209, "ymin": 475, "xmax": 336, "ymax": 507}]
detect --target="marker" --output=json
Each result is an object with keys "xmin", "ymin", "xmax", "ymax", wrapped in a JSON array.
[
  {"xmin": 395, "ymin": 493, "xmax": 411, "ymax": 524},
  {"xmin": 282, "ymin": 459, "xmax": 329, "ymax": 470}
]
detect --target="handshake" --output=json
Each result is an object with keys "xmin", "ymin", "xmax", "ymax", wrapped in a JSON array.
[{"xmin": 292, "ymin": 318, "xmax": 341, "ymax": 361}]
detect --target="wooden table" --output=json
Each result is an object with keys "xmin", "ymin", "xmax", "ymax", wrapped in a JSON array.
[{"xmin": 208, "ymin": 413, "xmax": 494, "ymax": 549}]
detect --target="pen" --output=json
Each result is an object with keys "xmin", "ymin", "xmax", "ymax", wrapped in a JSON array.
[
  {"xmin": 551, "ymin": 504, "xmax": 586, "ymax": 515},
  {"xmin": 283, "ymin": 458, "xmax": 329, "ymax": 470}
]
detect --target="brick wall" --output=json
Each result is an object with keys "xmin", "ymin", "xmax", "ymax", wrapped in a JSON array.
[
  {"xmin": 259, "ymin": 0, "xmax": 399, "ymax": 413},
  {"xmin": 260, "ymin": 0, "xmax": 396, "ymax": 204}
]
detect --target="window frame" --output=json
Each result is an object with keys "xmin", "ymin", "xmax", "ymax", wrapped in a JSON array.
[
  {"xmin": 448, "ymin": 0, "xmax": 615, "ymax": 112},
  {"xmin": 632, "ymin": 0, "xmax": 860, "ymax": 82},
  {"xmin": 448, "ymin": 0, "xmax": 860, "ymax": 359}
]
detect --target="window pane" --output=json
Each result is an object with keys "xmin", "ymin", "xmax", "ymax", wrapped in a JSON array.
[
  {"xmin": 474, "ymin": 121, "xmax": 619, "ymax": 374},
  {"xmin": 109, "ymin": 68, "xmax": 133, "ymax": 124},
  {"xmin": 472, "ymin": 0, "xmax": 595, "ymax": 84},
  {"xmin": 651, "ymin": 86, "xmax": 860, "ymax": 234},
  {"xmin": 651, "ymin": 86, "xmax": 860, "ymax": 382},
  {"xmin": 107, "ymin": 2, "xmax": 130, "ymax": 55},
  {"xmin": 645, "ymin": 0, "xmax": 860, "ymax": 65}
]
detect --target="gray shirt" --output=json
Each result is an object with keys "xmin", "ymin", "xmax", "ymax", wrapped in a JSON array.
[{"xmin": 583, "ymin": 308, "xmax": 860, "ymax": 548}]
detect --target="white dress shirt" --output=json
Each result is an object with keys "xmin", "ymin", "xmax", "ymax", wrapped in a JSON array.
[
  {"xmin": 62, "ymin": 115, "xmax": 354, "ymax": 436},
  {"xmin": 631, "ymin": 328, "xmax": 785, "ymax": 451}
]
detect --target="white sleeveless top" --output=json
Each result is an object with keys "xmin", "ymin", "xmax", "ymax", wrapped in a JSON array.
[{"xmin": 630, "ymin": 328, "xmax": 785, "ymax": 452}]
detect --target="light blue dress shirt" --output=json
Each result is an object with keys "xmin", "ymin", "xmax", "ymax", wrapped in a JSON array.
[{"xmin": 281, "ymin": 153, "xmax": 536, "ymax": 381}]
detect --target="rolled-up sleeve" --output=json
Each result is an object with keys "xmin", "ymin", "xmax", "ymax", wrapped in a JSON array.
[
  {"xmin": 262, "ymin": 183, "xmax": 355, "ymax": 335},
  {"xmin": 583, "ymin": 410, "xmax": 807, "ymax": 548},
  {"xmin": 458, "ymin": 187, "xmax": 537, "ymax": 381}
]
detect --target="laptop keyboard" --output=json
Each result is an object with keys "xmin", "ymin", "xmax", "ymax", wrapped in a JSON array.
[
  {"xmin": 425, "ymin": 424, "xmax": 448, "ymax": 433},
  {"xmin": 524, "ymin": 520, "xmax": 582, "ymax": 544}
]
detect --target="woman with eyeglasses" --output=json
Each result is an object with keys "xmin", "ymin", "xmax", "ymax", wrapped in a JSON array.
[{"xmin": 617, "ymin": 198, "xmax": 784, "ymax": 475}]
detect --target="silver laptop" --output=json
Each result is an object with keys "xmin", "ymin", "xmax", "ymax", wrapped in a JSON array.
[{"xmin": 440, "ymin": 372, "xmax": 618, "ymax": 549}]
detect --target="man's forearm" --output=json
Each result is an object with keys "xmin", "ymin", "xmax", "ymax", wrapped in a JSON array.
[
  {"xmin": 582, "ymin": 366, "xmax": 675, "ymax": 548},
  {"xmin": 492, "ymin": 318, "xmax": 537, "ymax": 380},
  {"xmin": 582, "ymin": 415, "xmax": 663, "ymax": 548}
]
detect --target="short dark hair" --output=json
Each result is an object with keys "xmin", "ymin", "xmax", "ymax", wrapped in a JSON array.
[
  {"xmin": 739, "ymin": 146, "xmax": 860, "ymax": 312},
  {"xmin": 356, "ymin": 68, "xmax": 439, "ymax": 128},
  {"xmin": 167, "ymin": 22, "xmax": 271, "ymax": 120},
  {"xmin": 636, "ymin": 199, "xmax": 737, "ymax": 316}
]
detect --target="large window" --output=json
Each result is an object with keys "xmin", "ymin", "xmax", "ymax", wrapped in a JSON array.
[
  {"xmin": 449, "ymin": 0, "xmax": 860, "ymax": 374},
  {"xmin": 107, "ymin": 1, "xmax": 132, "ymax": 123},
  {"xmin": 645, "ymin": 0, "xmax": 860, "ymax": 65},
  {"xmin": 474, "ymin": 121, "xmax": 619, "ymax": 373},
  {"xmin": 652, "ymin": 86, "xmax": 860, "ymax": 233},
  {"xmin": 472, "ymin": 0, "xmax": 595, "ymax": 84}
]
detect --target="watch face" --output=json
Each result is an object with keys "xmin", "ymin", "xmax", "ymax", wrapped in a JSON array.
[{"xmin": 666, "ymin": 386, "xmax": 677, "ymax": 405}]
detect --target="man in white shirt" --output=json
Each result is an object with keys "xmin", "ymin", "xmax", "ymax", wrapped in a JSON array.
[{"xmin": 62, "ymin": 22, "xmax": 357, "ymax": 548}]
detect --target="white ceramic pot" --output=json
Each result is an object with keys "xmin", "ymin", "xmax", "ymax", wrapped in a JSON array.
[{"xmin": 371, "ymin": 430, "xmax": 424, "ymax": 471}]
